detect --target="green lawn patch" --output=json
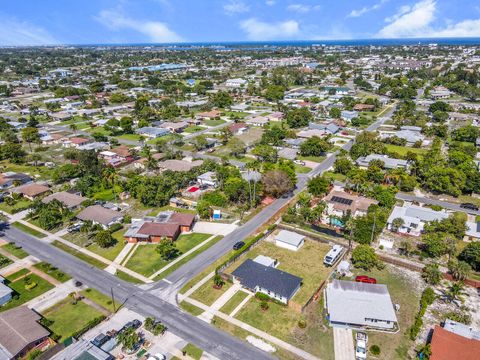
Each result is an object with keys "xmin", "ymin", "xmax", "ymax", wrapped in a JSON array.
[
  {"xmin": 0, "ymin": 254, "xmax": 13, "ymax": 269},
  {"xmin": 1, "ymin": 273, "xmax": 54, "ymax": 312},
  {"xmin": 5, "ymin": 268, "xmax": 30, "ymax": 281},
  {"xmin": 52, "ymin": 241, "xmax": 107, "ymax": 269},
  {"xmin": 323, "ymin": 171, "xmax": 347, "ymax": 182},
  {"xmin": 126, "ymin": 233, "xmax": 211, "ymax": 277},
  {"xmin": 81, "ymin": 288, "xmax": 120, "ymax": 313},
  {"xmin": 204, "ymin": 119, "xmax": 226, "ymax": 127},
  {"xmin": 184, "ymin": 125, "xmax": 206, "ymax": 133},
  {"xmin": 147, "ymin": 206, "xmax": 197, "ymax": 217},
  {"xmin": 41, "ymin": 298, "xmax": 103, "ymax": 341},
  {"xmin": 92, "ymin": 186, "xmax": 121, "ymax": 202},
  {"xmin": 33, "ymin": 262, "xmax": 71, "ymax": 283},
  {"xmin": 115, "ymin": 134, "xmax": 141, "ymax": 142},
  {"xmin": 190, "ymin": 280, "xmax": 232, "ymax": 307},
  {"xmin": 182, "ymin": 343, "xmax": 203, "ymax": 360},
  {"xmin": 294, "ymin": 164, "xmax": 311, "ymax": 174},
  {"xmin": 179, "ymin": 301, "xmax": 204, "ymax": 316},
  {"xmin": 115, "ymin": 270, "xmax": 145, "ymax": 284},
  {"xmin": 11, "ymin": 222, "xmax": 46, "ymax": 238},
  {"xmin": 153, "ymin": 235, "xmax": 223, "ymax": 281},
  {"xmin": 220, "ymin": 291, "xmax": 248, "ymax": 315},
  {"xmin": 87, "ymin": 230, "xmax": 126, "ymax": 261},
  {"xmin": 297, "ymin": 155, "xmax": 326, "ymax": 163},
  {"xmin": 2, "ymin": 242, "xmax": 29, "ymax": 259},
  {"xmin": 0, "ymin": 199, "xmax": 32, "ymax": 214},
  {"xmin": 384, "ymin": 144, "xmax": 428, "ymax": 157}
]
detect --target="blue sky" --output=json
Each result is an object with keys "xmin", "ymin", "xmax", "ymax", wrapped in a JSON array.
[{"xmin": 1, "ymin": 0, "xmax": 480, "ymax": 45}]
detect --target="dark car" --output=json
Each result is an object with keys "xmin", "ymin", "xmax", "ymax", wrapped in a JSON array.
[
  {"xmin": 355, "ymin": 275, "xmax": 377, "ymax": 284},
  {"xmin": 91, "ymin": 333, "xmax": 110, "ymax": 347},
  {"xmin": 233, "ymin": 241, "xmax": 245, "ymax": 250},
  {"xmin": 460, "ymin": 203, "xmax": 479, "ymax": 211}
]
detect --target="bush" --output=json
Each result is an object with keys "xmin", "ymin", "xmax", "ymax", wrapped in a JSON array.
[
  {"xmin": 370, "ymin": 345, "xmax": 381, "ymax": 356},
  {"xmin": 260, "ymin": 301, "xmax": 269, "ymax": 311},
  {"xmin": 409, "ymin": 287, "xmax": 435, "ymax": 340},
  {"xmin": 109, "ymin": 223, "xmax": 123, "ymax": 233},
  {"xmin": 298, "ymin": 318, "xmax": 307, "ymax": 329},
  {"xmin": 443, "ymin": 311, "xmax": 472, "ymax": 325},
  {"xmin": 255, "ymin": 293, "xmax": 271, "ymax": 301},
  {"xmin": 71, "ymin": 315, "xmax": 106, "ymax": 339},
  {"xmin": 25, "ymin": 281, "xmax": 37, "ymax": 290}
]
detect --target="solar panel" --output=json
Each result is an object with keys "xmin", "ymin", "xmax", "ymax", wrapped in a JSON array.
[{"xmin": 331, "ymin": 196, "xmax": 353, "ymax": 205}]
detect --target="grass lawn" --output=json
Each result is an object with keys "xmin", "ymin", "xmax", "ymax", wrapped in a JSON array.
[
  {"xmin": 323, "ymin": 171, "xmax": 347, "ymax": 182},
  {"xmin": 190, "ymin": 280, "xmax": 233, "ymax": 307},
  {"xmin": 42, "ymin": 298, "xmax": 103, "ymax": 341},
  {"xmin": 0, "ymin": 199, "xmax": 32, "ymax": 214},
  {"xmin": 87, "ymin": 229, "xmax": 126, "ymax": 261},
  {"xmin": 225, "ymin": 239, "xmax": 332, "ymax": 305},
  {"xmin": 153, "ymin": 235, "xmax": 223, "ymax": 281},
  {"xmin": 349, "ymin": 265, "xmax": 422, "ymax": 360},
  {"xmin": 294, "ymin": 164, "xmax": 311, "ymax": 174},
  {"xmin": 204, "ymin": 119, "xmax": 226, "ymax": 127},
  {"xmin": 11, "ymin": 222, "xmax": 46, "ymax": 238},
  {"xmin": 182, "ymin": 343, "xmax": 203, "ymax": 360},
  {"xmin": 184, "ymin": 125, "xmax": 206, "ymax": 133},
  {"xmin": 297, "ymin": 155, "xmax": 326, "ymax": 163},
  {"xmin": 384, "ymin": 144, "xmax": 428, "ymax": 157},
  {"xmin": 115, "ymin": 134, "xmax": 142, "ymax": 142},
  {"xmin": 147, "ymin": 206, "xmax": 196, "ymax": 217},
  {"xmin": 52, "ymin": 241, "xmax": 107, "ymax": 269},
  {"xmin": 115, "ymin": 270, "xmax": 145, "ymax": 284},
  {"xmin": 179, "ymin": 301, "xmax": 204, "ymax": 316},
  {"xmin": 33, "ymin": 262, "xmax": 71, "ymax": 283},
  {"xmin": 0, "ymin": 254, "xmax": 13, "ymax": 269},
  {"xmin": 1, "ymin": 273, "xmax": 54, "ymax": 312},
  {"xmin": 0, "ymin": 161, "xmax": 53, "ymax": 180},
  {"xmin": 126, "ymin": 233, "xmax": 211, "ymax": 277},
  {"xmin": 6, "ymin": 268, "xmax": 30, "ymax": 281},
  {"xmin": 92, "ymin": 186, "xmax": 121, "ymax": 202},
  {"xmin": 81, "ymin": 288, "xmax": 120, "ymax": 313},
  {"xmin": 1, "ymin": 242, "xmax": 29, "ymax": 259},
  {"xmin": 220, "ymin": 291, "xmax": 249, "ymax": 315}
]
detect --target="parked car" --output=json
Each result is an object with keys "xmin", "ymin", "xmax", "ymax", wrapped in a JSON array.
[
  {"xmin": 67, "ymin": 222, "xmax": 83, "ymax": 233},
  {"xmin": 233, "ymin": 241, "xmax": 245, "ymax": 250},
  {"xmin": 121, "ymin": 319, "xmax": 142, "ymax": 333},
  {"xmin": 460, "ymin": 203, "xmax": 479, "ymax": 211},
  {"xmin": 91, "ymin": 333, "xmax": 110, "ymax": 347},
  {"xmin": 293, "ymin": 160, "xmax": 305, "ymax": 165},
  {"xmin": 355, "ymin": 332, "xmax": 368, "ymax": 360},
  {"xmin": 355, "ymin": 275, "xmax": 377, "ymax": 284},
  {"xmin": 147, "ymin": 354, "xmax": 166, "ymax": 360}
]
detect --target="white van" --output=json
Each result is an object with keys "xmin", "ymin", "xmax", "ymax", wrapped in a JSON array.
[{"xmin": 323, "ymin": 245, "xmax": 344, "ymax": 266}]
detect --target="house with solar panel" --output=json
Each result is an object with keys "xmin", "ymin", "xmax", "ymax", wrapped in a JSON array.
[{"xmin": 322, "ymin": 190, "xmax": 378, "ymax": 228}]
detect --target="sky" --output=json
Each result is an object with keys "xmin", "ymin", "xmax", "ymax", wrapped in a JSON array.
[{"xmin": 1, "ymin": 0, "xmax": 480, "ymax": 45}]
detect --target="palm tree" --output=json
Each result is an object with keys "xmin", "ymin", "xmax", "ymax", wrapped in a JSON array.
[
  {"xmin": 445, "ymin": 281, "xmax": 467, "ymax": 304},
  {"xmin": 399, "ymin": 240, "xmax": 414, "ymax": 257},
  {"xmin": 448, "ymin": 260, "xmax": 472, "ymax": 281},
  {"xmin": 69, "ymin": 123, "xmax": 78, "ymax": 134}
]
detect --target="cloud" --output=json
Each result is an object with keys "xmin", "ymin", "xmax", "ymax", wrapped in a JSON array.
[
  {"xmin": 265, "ymin": 0, "xmax": 276, "ymax": 6},
  {"xmin": 96, "ymin": 9, "xmax": 183, "ymax": 43},
  {"xmin": 224, "ymin": 1, "xmax": 250, "ymax": 15},
  {"xmin": 348, "ymin": 0, "xmax": 388, "ymax": 18},
  {"xmin": 287, "ymin": 4, "xmax": 321, "ymax": 14},
  {"xmin": 377, "ymin": 0, "xmax": 436, "ymax": 38},
  {"xmin": 240, "ymin": 18, "xmax": 300, "ymax": 40},
  {"xmin": 0, "ymin": 16, "xmax": 58, "ymax": 46},
  {"xmin": 427, "ymin": 19, "xmax": 480, "ymax": 37}
]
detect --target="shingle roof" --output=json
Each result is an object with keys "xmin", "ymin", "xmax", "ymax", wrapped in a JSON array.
[
  {"xmin": 77, "ymin": 205, "xmax": 122, "ymax": 226},
  {"xmin": 232, "ymin": 259, "xmax": 302, "ymax": 299},
  {"xmin": 0, "ymin": 306, "xmax": 49, "ymax": 358},
  {"xmin": 13, "ymin": 183, "xmax": 50, "ymax": 198},
  {"xmin": 138, "ymin": 222, "xmax": 179, "ymax": 238},
  {"xmin": 42, "ymin": 191, "xmax": 86, "ymax": 208}
]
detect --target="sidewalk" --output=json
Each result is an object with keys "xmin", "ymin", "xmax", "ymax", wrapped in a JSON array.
[
  {"xmin": 27, "ymin": 279, "xmax": 87, "ymax": 312},
  {"xmin": 198, "ymin": 283, "xmax": 241, "ymax": 323}
]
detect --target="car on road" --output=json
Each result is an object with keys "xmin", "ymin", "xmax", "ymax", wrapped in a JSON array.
[
  {"xmin": 233, "ymin": 241, "xmax": 245, "ymax": 250},
  {"xmin": 355, "ymin": 332, "xmax": 368, "ymax": 360},
  {"xmin": 355, "ymin": 275, "xmax": 377, "ymax": 284},
  {"xmin": 460, "ymin": 203, "xmax": 479, "ymax": 211}
]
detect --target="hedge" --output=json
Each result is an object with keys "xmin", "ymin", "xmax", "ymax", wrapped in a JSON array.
[
  {"xmin": 409, "ymin": 287, "xmax": 435, "ymax": 340},
  {"xmin": 71, "ymin": 315, "xmax": 106, "ymax": 339}
]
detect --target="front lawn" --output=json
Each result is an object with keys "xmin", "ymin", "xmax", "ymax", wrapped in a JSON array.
[
  {"xmin": 41, "ymin": 298, "xmax": 104, "ymax": 341},
  {"xmin": 182, "ymin": 343, "xmax": 203, "ymax": 360},
  {"xmin": 81, "ymin": 288, "xmax": 120, "ymax": 313},
  {"xmin": 190, "ymin": 279, "xmax": 232, "ymax": 306},
  {"xmin": 12, "ymin": 222, "xmax": 47, "ymax": 238},
  {"xmin": 384, "ymin": 144, "xmax": 428, "ymax": 157},
  {"xmin": 87, "ymin": 229, "xmax": 126, "ymax": 261},
  {"xmin": 184, "ymin": 125, "xmax": 206, "ymax": 133},
  {"xmin": 52, "ymin": 241, "xmax": 107, "ymax": 270},
  {"xmin": 204, "ymin": 119, "xmax": 226, "ymax": 127},
  {"xmin": 33, "ymin": 262, "xmax": 71, "ymax": 283},
  {"xmin": 115, "ymin": 134, "xmax": 142, "ymax": 142},
  {"xmin": 1, "ymin": 272, "xmax": 54, "ymax": 312},
  {"xmin": 125, "ymin": 233, "xmax": 211, "ymax": 277},
  {"xmin": 220, "ymin": 291, "xmax": 249, "ymax": 315},
  {"xmin": 1, "ymin": 242, "xmax": 29, "ymax": 259},
  {"xmin": 0, "ymin": 199, "xmax": 32, "ymax": 214},
  {"xmin": 180, "ymin": 301, "xmax": 204, "ymax": 316},
  {"xmin": 0, "ymin": 254, "xmax": 13, "ymax": 269},
  {"xmin": 297, "ymin": 155, "xmax": 326, "ymax": 163}
]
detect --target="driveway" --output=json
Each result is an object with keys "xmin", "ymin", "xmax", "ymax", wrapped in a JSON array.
[
  {"xmin": 192, "ymin": 222, "xmax": 238, "ymax": 236},
  {"xmin": 333, "ymin": 327, "xmax": 355, "ymax": 360}
]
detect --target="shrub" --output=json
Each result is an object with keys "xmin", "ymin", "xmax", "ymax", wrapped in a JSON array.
[
  {"xmin": 443, "ymin": 310, "xmax": 471, "ymax": 325},
  {"xmin": 255, "ymin": 293, "xmax": 271, "ymax": 301},
  {"xmin": 25, "ymin": 281, "xmax": 37, "ymax": 290},
  {"xmin": 260, "ymin": 301, "xmax": 269, "ymax": 311},
  {"xmin": 370, "ymin": 345, "xmax": 380, "ymax": 356},
  {"xmin": 109, "ymin": 223, "xmax": 123, "ymax": 233},
  {"xmin": 409, "ymin": 287, "xmax": 435, "ymax": 340},
  {"xmin": 298, "ymin": 318, "xmax": 307, "ymax": 329},
  {"xmin": 71, "ymin": 315, "xmax": 106, "ymax": 339}
]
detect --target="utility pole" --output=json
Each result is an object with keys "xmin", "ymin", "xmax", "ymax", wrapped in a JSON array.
[
  {"xmin": 371, "ymin": 214, "xmax": 377, "ymax": 244},
  {"xmin": 110, "ymin": 287, "xmax": 116, "ymax": 313}
]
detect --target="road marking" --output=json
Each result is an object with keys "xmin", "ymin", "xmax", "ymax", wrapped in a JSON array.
[{"xmin": 162, "ymin": 278, "xmax": 173, "ymax": 284}]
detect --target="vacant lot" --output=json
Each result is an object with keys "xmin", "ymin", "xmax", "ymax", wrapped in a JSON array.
[
  {"xmin": 225, "ymin": 238, "xmax": 332, "ymax": 305},
  {"xmin": 384, "ymin": 144, "xmax": 428, "ymax": 157},
  {"xmin": 126, "ymin": 233, "xmax": 211, "ymax": 277},
  {"xmin": 42, "ymin": 298, "xmax": 103, "ymax": 341}
]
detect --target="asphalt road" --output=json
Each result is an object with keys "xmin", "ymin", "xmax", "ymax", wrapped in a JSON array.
[
  {"xmin": 395, "ymin": 192, "xmax": 480, "ymax": 215},
  {"xmin": 1, "ymin": 225, "xmax": 275, "ymax": 360}
]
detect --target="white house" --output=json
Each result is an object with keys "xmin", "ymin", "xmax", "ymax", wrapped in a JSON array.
[
  {"xmin": 274, "ymin": 230, "xmax": 305, "ymax": 251},
  {"xmin": 197, "ymin": 171, "xmax": 218, "ymax": 188},
  {"xmin": 0, "ymin": 277, "xmax": 12, "ymax": 306},
  {"xmin": 387, "ymin": 204, "xmax": 449, "ymax": 236},
  {"xmin": 225, "ymin": 78, "xmax": 247, "ymax": 88}
]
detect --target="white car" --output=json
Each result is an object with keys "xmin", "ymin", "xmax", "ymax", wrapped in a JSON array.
[
  {"xmin": 355, "ymin": 332, "xmax": 368, "ymax": 360},
  {"xmin": 147, "ymin": 354, "xmax": 166, "ymax": 360}
]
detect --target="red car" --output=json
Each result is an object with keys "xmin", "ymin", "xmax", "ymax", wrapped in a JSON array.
[{"xmin": 355, "ymin": 275, "xmax": 377, "ymax": 284}]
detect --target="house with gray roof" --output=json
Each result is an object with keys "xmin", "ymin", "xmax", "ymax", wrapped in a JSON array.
[
  {"xmin": 325, "ymin": 280, "xmax": 398, "ymax": 330},
  {"xmin": 0, "ymin": 277, "xmax": 12, "ymax": 306},
  {"xmin": 356, "ymin": 154, "xmax": 410, "ymax": 170},
  {"xmin": 76, "ymin": 205, "xmax": 123, "ymax": 229},
  {"xmin": 387, "ymin": 204, "xmax": 449, "ymax": 236},
  {"xmin": 50, "ymin": 339, "xmax": 113, "ymax": 360},
  {"xmin": 232, "ymin": 259, "xmax": 302, "ymax": 304},
  {"xmin": 135, "ymin": 127, "xmax": 169, "ymax": 138}
]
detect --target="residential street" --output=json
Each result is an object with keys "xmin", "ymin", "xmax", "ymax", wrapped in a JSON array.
[{"xmin": 396, "ymin": 192, "xmax": 480, "ymax": 215}]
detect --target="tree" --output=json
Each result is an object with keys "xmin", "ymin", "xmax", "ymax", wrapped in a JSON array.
[
  {"xmin": 351, "ymin": 245, "xmax": 382, "ymax": 271},
  {"xmin": 422, "ymin": 263, "xmax": 442, "ymax": 285},
  {"xmin": 211, "ymin": 91, "xmax": 233, "ymax": 108},
  {"xmin": 300, "ymin": 136, "xmax": 332, "ymax": 157},
  {"xmin": 285, "ymin": 107, "xmax": 313, "ymax": 128},
  {"xmin": 399, "ymin": 240, "xmax": 414, "ymax": 257},
  {"xmin": 193, "ymin": 135, "xmax": 208, "ymax": 151},
  {"xmin": 307, "ymin": 176, "xmax": 330, "ymax": 196},
  {"xmin": 21, "ymin": 127, "xmax": 40, "ymax": 152},
  {"xmin": 264, "ymin": 85, "xmax": 285, "ymax": 101},
  {"xmin": 261, "ymin": 170, "xmax": 294, "ymax": 198},
  {"xmin": 423, "ymin": 233, "xmax": 448, "ymax": 258},
  {"xmin": 156, "ymin": 238, "xmax": 180, "ymax": 261},
  {"xmin": 329, "ymin": 107, "xmax": 341, "ymax": 119},
  {"xmin": 213, "ymin": 274, "xmax": 225, "ymax": 288},
  {"xmin": 117, "ymin": 327, "xmax": 139, "ymax": 351},
  {"xmin": 95, "ymin": 230, "xmax": 116, "ymax": 248},
  {"xmin": 120, "ymin": 116, "xmax": 133, "ymax": 133},
  {"xmin": 251, "ymin": 145, "xmax": 277, "ymax": 163},
  {"xmin": 226, "ymin": 137, "xmax": 246, "ymax": 157},
  {"xmin": 334, "ymin": 157, "xmax": 354, "ymax": 175},
  {"xmin": 448, "ymin": 259, "xmax": 471, "ymax": 281},
  {"xmin": 458, "ymin": 242, "xmax": 480, "ymax": 271},
  {"xmin": 391, "ymin": 218, "xmax": 405, "ymax": 232},
  {"xmin": 445, "ymin": 281, "xmax": 467, "ymax": 304}
]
